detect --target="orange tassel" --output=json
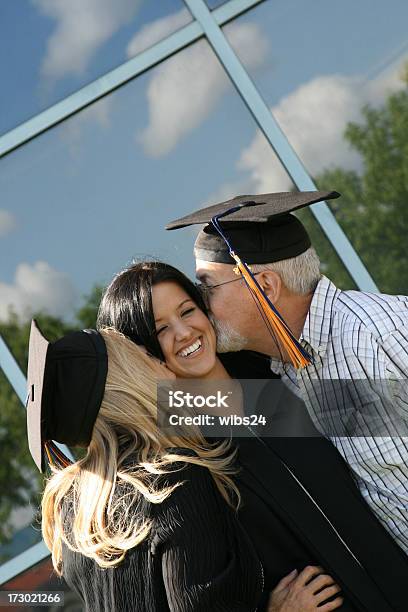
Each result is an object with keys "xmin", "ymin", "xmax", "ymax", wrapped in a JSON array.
[
  {"xmin": 44, "ymin": 442, "xmax": 54, "ymax": 466},
  {"xmin": 231, "ymin": 253, "xmax": 310, "ymax": 369},
  {"xmin": 44, "ymin": 441, "xmax": 72, "ymax": 469}
]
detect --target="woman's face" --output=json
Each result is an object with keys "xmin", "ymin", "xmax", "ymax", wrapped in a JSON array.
[{"xmin": 151, "ymin": 281, "xmax": 218, "ymax": 378}]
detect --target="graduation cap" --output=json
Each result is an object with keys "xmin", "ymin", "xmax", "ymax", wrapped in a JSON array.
[
  {"xmin": 167, "ymin": 190, "xmax": 340, "ymax": 368},
  {"xmin": 26, "ymin": 320, "xmax": 108, "ymax": 472}
]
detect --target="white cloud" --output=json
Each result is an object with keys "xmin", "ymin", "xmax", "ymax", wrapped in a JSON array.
[
  {"xmin": 236, "ymin": 61, "xmax": 408, "ymax": 193},
  {"xmin": 138, "ymin": 20, "xmax": 269, "ymax": 157},
  {"xmin": 224, "ymin": 20, "xmax": 269, "ymax": 69},
  {"xmin": 365, "ymin": 60, "xmax": 406, "ymax": 103},
  {"xmin": 0, "ymin": 262, "xmax": 78, "ymax": 322},
  {"xmin": 127, "ymin": 8, "xmax": 191, "ymax": 57},
  {"xmin": 0, "ymin": 210, "xmax": 17, "ymax": 237},
  {"xmin": 33, "ymin": 0, "xmax": 141, "ymax": 81}
]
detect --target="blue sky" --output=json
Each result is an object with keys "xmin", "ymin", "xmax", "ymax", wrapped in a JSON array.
[
  {"xmin": 1, "ymin": 0, "xmax": 408, "ymax": 322},
  {"xmin": 0, "ymin": 0, "xmax": 189, "ymax": 135}
]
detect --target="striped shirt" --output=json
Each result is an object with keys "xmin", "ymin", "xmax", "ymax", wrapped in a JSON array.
[{"xmin": 270, "ymin": 275, "xmax": 408, "ymax": 554}]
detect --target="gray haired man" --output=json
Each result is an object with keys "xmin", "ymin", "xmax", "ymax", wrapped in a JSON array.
[{"xmin": 167, "ymin": 190, "xmax": 408, "ymax": 555}]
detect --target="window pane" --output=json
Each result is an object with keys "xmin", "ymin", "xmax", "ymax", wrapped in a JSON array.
[
  {"xmin": 1, "ymin": 37, "xmax": 304, "ymax": 330},
  {"xmin": 1, "ymin": 556, "xmax": 83, "ymax": 610},
  {"xmin": 0, "ymin": 0, "xmax": 192, "ymax": 136},
  {"xmin": 0, "ymin": 369, "xmax": 43, "ymax": 564},
  {"xmin": 0, "ymin": 319, "xmax": 78, "ymax": 563},
  {"xmin": 0, "ymin": 33, "xmax": 329, "ymax": 563},
  {"xmin": 225, "ymin": 0, "xmax": 408, "ymax": 292}
]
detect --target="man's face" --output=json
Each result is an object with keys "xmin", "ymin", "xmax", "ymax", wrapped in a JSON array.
[{"xmin": 195, "ymin": 259, "xmax": 256, "ymax": 352}]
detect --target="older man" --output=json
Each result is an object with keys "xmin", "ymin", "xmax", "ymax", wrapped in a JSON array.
[{"xmin": 167, "ymin": 190, "xmax": 408, "ymax": 557}]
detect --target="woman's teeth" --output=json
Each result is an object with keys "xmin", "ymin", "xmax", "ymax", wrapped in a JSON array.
[{"xmin": 178, "ymin": 339, "xmax": 202, "ymax": 358}]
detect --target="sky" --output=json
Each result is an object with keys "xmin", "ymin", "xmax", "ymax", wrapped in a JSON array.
[{"xmin": 1, "ymin": 0, "xmax": 408, "ymax": 323}]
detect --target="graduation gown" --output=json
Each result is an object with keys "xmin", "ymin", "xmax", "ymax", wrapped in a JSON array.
[{"xmin": 220, "ymin": 351, "xmax": 408, "ymax": 612}]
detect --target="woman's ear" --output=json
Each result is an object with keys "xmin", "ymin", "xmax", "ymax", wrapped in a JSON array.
[{"xmin": 256, "ymin": 270, "xmax": 282, "ymax": 304}]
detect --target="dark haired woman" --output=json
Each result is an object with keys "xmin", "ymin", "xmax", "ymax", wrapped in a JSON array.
[{"xmin": 96, "ymin": 260, "xmax": 408, "ymax": 612}]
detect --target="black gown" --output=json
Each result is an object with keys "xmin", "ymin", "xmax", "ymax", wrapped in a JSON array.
[
  {"xmin": 61, "ymin": 436, "xmax": 408, "ymax": 612},
  {"xmin": 221, "ymin": 350, "xmax": 408, "ymax": 612},
  {"xmin": 62, "ymin": 351, "xmax": 408, "ymax": 611},
  {"xmin": 62, "ymin": 458, "xmax": 263, "ymax": 611}
]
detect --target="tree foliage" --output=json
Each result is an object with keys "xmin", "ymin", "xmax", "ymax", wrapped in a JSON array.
[
  {"xmin": 0, "ymin": 286, "xmax": 102, "ymax": 551},
  {"xmin": 299, "ymin": 65, "xmax": 408, "ymax": 293}
]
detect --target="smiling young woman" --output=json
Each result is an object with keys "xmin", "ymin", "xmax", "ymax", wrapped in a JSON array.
[
  {"xmin": 151, "ymin": 280, "xmax": 228, "ymax": 380},
  {"xmin": 95, "ymin": 261, "xmax": 350, "ymax": 612}
]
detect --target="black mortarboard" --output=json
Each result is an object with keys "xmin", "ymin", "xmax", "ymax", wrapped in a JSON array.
[
  {"xmin": 167, "ymin": 190, "xmax": 340, "ymax": 369},
  {"xmin": 166, "ymin": 190, "xmax": 340, "ymax": 264},
  {"xmin": 26, "ymin": 320, "xmax": 108, "ymax": 472}
]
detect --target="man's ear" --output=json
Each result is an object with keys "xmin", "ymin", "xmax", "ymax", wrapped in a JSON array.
[{"xmin": 256, "ymin": 270, "xmax": 282, "ymax": 303}]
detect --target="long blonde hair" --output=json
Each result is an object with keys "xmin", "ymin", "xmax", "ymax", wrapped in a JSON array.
[{"xmin": 41, "ymin": 328, "xmax": 240, "ymax": 575}]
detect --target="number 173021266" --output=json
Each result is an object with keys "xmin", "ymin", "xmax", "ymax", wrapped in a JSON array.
[{"xmin": 0, "ymin": 591, "xmax": 64, "ymax": 607}]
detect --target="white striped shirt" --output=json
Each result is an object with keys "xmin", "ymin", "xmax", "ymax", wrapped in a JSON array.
[{"xmin": 270, "ymin": 276, "xmax": 408, "ymax": 554}]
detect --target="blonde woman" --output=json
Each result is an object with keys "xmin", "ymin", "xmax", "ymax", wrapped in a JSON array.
[{"xmin": 27, "ymin": 320, "xmax": 342, "ymax": 612}]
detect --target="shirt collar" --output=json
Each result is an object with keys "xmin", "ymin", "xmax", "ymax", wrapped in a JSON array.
[{"xmin": 300, "ymin": 275, "xmax": 340, "ymax": 357}]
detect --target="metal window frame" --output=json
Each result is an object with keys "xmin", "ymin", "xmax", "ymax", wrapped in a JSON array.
[
  {"xmin": 184, "ymin": 0, "xmax": 378, "ymax": 293},
  {"xmin": 0, "ymin": 0, "xmax": 265, "ymax": 158},
  {"xmin": 0, "ymin": 0, "xmax": 377, "ymax": 584},
  {"xmin": 0, "ymin": 542, "xmax": 50, "ymax": 586}
]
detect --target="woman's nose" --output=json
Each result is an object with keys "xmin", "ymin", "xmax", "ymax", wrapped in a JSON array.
[{"xmin": 174, "ymin": 321, "xmax": 193, "ymax": 342}]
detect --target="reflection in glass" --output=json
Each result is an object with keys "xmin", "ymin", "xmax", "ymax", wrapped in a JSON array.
[
  {"xmin": 224, "ymin": 0, "xmax": 408, "ymax": 292},
  {"xmin": 0, "ymin": 369, "xmax": 42, "ymax": 564},
  {"xmin": 0, "ymin": 37, "xmax": 297, "ymax": 562},
  {"xmin": 0, "ymin": 37, "xmax": 293, "ymax": 328},
  {"xmin": 0, "ymin": 0, "xmax": 191, "ymax": 136},
  {"xmin": 0, "ymin": 317, "xmax": 86, "ymax": 564}
]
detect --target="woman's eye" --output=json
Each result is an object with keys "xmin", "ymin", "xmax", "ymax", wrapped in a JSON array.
[
  {"xmin": 181, "ymin": 307, "xmax": 195, "ymax": 316},
  {"xmin": 156, "ymin": 326, "xmax": 167, "ymax": 335}
]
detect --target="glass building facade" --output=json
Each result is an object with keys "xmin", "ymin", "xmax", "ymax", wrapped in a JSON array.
[{"xmin": 1, "ymin": 0, "xmax": 408, "ymax": 605}]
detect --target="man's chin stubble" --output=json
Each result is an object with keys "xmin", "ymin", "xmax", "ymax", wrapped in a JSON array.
[{"xmin": 209, "ymin": 315, "xmax": 249, "ymax": 353}]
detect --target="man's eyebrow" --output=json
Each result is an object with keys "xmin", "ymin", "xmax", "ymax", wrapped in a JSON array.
[
  {"xmin": 196, "ymin": 272, "xmax": 211, "ymax": 283},
  {"xmin": 154, "ymin": 299, "xmax": 192, "ymax": 324}
]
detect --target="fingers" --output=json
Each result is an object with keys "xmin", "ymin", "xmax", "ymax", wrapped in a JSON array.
[
  {"xmin": 274, "ymin": 569, "xmax": 298, "ymax": 592},
  {"xmin": 319, "ymin": 596, "xmax": 344, "ymax": 611},
  {"xmin": 272, "ymin": 566, "xmax": 343, "ymax": 611},
  {"xmin": 310, "ymin": 573, "xmax": 337, "ymax": 593},
  {"xmin": 296, "ymin": 565, "xmax": 325, "ymax": 585},
  {"xmin": 315, "ymin": 585, "xmax": 342, "ymax": 605}
]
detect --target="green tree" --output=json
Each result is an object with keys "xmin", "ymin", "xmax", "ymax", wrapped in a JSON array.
[
  {"xmin": 76, "ymin": 284, "xmax": 103, "ymax": 329},
  {"xmin": 0, "ymin": 285, "xmax": 103, "ymax": 556},
  {"xmin": 299, "ymin": 65, "xmax": 408, "ymax": 293},
  {"xmin": 0, "ymin": 314, "xmax": 73, "ymax": 558}
]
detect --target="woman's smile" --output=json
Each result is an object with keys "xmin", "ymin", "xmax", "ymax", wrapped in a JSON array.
[
  {"xmin": 176, "ymin": 336, "xmax": 203, "ymax": 359},
  {"xmin": 151, "ymin": 281, "xmax": 222, "ymax": 379}
]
